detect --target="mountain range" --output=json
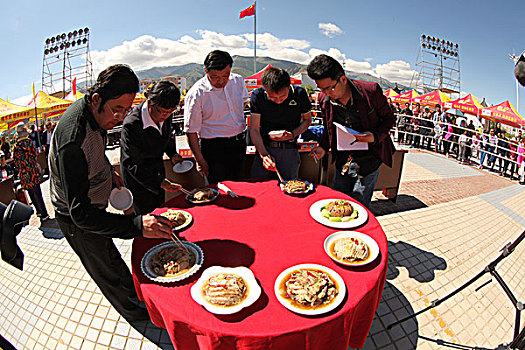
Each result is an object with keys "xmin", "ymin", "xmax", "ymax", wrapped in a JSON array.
[{"xmin": 136, "ymin": 55, "xmax": 409, "ymax": 92}]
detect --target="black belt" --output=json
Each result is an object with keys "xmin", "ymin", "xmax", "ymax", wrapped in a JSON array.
[
  {"xmin": 267, "ymin": 141, "xmax": 299, "ymax": 149},
  {"xmin": 203, "ymin": 132, "xmax": 246, "ymax": 142}
]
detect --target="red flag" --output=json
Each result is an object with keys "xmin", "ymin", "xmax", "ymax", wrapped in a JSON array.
[
  {"xmin": 239, "ymin": 3, "xmax": 255, "ymax": 18},
  {"xmin": 72, "ymin": 77, "xmax": 77, "ymax": 95}
]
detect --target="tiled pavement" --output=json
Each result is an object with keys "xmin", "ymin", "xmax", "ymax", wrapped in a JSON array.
[{"xmin": 1, "ymin": 148, "xmax": 524, "ymax": 349}]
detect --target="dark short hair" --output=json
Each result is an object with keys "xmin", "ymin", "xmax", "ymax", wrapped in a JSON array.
[
  {"xmin": 204, "ymin": 50, "xmax": 233, "ymax": 71},
  {"xmin": 86, "ymin": 64, "xmax": 139, "ymax": 113},
  {"xmin": 147, "ymin": 80, "xmax": 181, "ymax": 109},
  {"xmin": 515, "ymin": 52, "xmax": 525, "ymax": 87},
  {"xmin": 435, "ymin": 104, "xmax": 441, "ymax": 108},
  {"xmin": 307, "ymin": 54, "xmax": 344, "ymax": 81},
  {"xmin": 261, "ymin": 67, "xmax": 290, "ymax": 92}
]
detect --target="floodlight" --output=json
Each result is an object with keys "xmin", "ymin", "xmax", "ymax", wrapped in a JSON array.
[
  {"xmin": 79, "ymin": 28, "xmax": 83, "ymax": 35},
  {"xmin": 84, "ymin": 27, "xmax": 89, "ymax": 33}
]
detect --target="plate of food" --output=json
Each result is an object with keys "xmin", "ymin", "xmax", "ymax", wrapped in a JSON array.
[
  {"xmin": 279, "ymin": 179, "xmax": 314, "ymax": 195},
  {"xmin": 160, "ymin": 209, "xmax": 192, "ymax": 231},
  {"xmin": 309, "ymin": 199, "xmax": 368, "ymax": 228},
  {"xmin": 191, "ymin": 266, "xmax": 262, "ymax": 314},
  {"xmin": 324, "ymin": 231, "xmax": 379, "ymax": 267},
  {"xmin": 141, "ymin": 241, "xmax": 204, "ymax": 283},
  {"xmin": 274, "ymin": 263, "xmax": 346, "ymax": 315},
  {"xmin": 185, "ymin": 188, "xmax": 220, "ymax": 204}
]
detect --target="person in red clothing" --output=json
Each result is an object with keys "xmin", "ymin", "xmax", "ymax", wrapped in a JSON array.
[{"xmin": 12, "ymin": 122, "xmax": 49, "ymax": 220}]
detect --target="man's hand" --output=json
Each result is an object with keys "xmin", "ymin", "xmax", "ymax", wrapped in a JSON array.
[
  {"xmin": 354, "ymin": 131, "xmax": 375, "ymax": 143},
  {"xmin": 161, "ymin": 179, "xmax": 182, "ymax": 193},
  {"xmin": 261, "ymin": 154, "xmax": 276, "ymax": 171},
  {"xmin": 142, "ymin": 214, "xmax": 172, "ymax": 239},
  {"xmin": 111, "ymin": 170, "xmax": 124, "ymax": 189},
  {"xmin": 309, "ymin": 146, "xmax": 326, "ymax": 161},
  {"xmin": 195, "ymin": 158, "xmax": 209, "ymax": 177},
  {"xmin": 171, "ymin": 153, "xmax": 183, "ymax": 165}
]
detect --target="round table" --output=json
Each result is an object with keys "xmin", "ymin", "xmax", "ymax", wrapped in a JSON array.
[{"xmin": 132, "ymin": 180, "xmax": 388, "ymax": 350}]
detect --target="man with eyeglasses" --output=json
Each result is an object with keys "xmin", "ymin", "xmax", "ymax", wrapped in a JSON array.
[
  {"xmin": 120, "ymin": 80, "xmax": 183, "ymax": 214},
  {"xmin": 307, "ymin": 54, "xmax": 396, "ymax": 208},
  {"xmin": 49, "ymin": 65, "xmax": 173, "ymax": 322},
  {"xmin": 249, "ymin": 66, "xmax": 312, "ymax": 180},
  {"xmin": 184, "ymin": 50, "xmax": 250, "ymax": 183}
]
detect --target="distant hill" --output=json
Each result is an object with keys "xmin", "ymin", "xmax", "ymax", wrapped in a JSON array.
[{"xmin": 136, "ymin": 55, "xmax": 410, "ymax": 92}]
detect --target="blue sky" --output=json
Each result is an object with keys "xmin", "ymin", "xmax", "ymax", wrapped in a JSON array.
[{"xmin": 1, "ymin": 0, "xmax": 524, "ymax": 117}]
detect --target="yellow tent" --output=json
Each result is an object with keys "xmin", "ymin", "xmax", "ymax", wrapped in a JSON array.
[
  {"xmin": 28, "ymin": 91, "xmax": 73, "ymax": 119},
  {"xmin": 64, "ymin": 90, "xmax": 85, "ymax": 101},
  {"xmin": 133, "ymin": 92, "xmax": 146, "ymax": 105},
  {"xmin": 0, "ymin": 98, "xmax": 45, "ymax": 131}
]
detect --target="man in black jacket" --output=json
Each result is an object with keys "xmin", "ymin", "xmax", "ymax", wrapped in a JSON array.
[
  {"xmin": 120, "ymin": 80, "xmax": 183, "ymax": 214},
  {"xmin": 49, "ymin": 65, "xmax": 172, "ymax": 321}
]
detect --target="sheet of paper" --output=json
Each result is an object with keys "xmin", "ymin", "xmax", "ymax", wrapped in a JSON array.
[{"xmin": 334, "ymin": 122, "xmax": 369, "ymax": 151}]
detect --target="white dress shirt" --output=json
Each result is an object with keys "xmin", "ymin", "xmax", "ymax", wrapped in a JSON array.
[
  {"xmin": 183, "ymin": 73, "xmax": 249, "ymax": 139},
  {"xmin": 141, "ymin": 101, "xmax": 164, "ymax": 134}
]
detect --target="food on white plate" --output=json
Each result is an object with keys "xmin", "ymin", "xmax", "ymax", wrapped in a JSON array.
[
  {"xmin": 150, "ymin": 246, "xmax": 195, "ymax": 277},
  {"xmin": 160, "ymin": 209, "xmax": 188, "ymax": 228},
  {"xmin": 321, "ymin": 200, "xmax": 359, "ymax": 222},
  {"xmin": 280, "ymin": 269, "xmax": 338, "ymax": 309},
  {"xmin": 203, "ymin": 273, "xmax": 247, "ymax": 306},
  {"xmin": 283, "ymin": 180, "xmax": 308, "ymax": 193},
  {"xmin": 190, "ymin": 188, "xmax": 216, "ymax": 201},
  {"xmin": 332, "ymin": 237, "xmax": 370, "ymax": 262}
]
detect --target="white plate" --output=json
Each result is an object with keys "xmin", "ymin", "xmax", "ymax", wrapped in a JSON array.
[
  {"xmin": 279, "ymin": 180, "xmax": 314, "ymax": 195},
  {"xmin": 324, "ymin": 231, "xmax": 380, "ymax": 267},
  {"xmin": 309, "ymin": 199, "xmax": 368, "ymax": 229},
  {"xmin": 268, "ymin": 130, "xmax": 286, "ymax": 139},
  {"xmin": 191, "ymin": 266, "xmax": 262, "ymax": 314},
  {"xmin": 274, "ymin": 263, "xmax": 346, "ymax": 316},
  {"xmin": 159, "ymin": 209, "xmax": 193, "ymax": 231},
  {"xmin": 141, "ymin": 241, "xmax": 204, "ymax": 283},
  {"xmin": 186, "ymin": 188, "xmax": 220, "ymax": 204},
  {"xmin": 173, "ymin": 160, "xmax": 194, "ymax": 173},
  {"xmin": 109, "ymin": 187, "xmax": 133, "ymax": 211}
]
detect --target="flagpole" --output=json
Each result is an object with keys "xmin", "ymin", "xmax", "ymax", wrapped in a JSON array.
[
  {"xmin": 254, "ymin": 1, "xmax": 257, "ymax": 73},
  {"xmin": 32, "ymin": 83, "xmax": 41, "ymax": 149}
]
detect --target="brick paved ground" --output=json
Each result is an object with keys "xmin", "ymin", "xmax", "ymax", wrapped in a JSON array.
[{"xmin": 1, "ymin": 148, "xmax": 524, "ymax": 350}]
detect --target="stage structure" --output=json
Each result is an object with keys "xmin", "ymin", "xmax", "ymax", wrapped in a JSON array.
[
  {"xmin": 411, "ymin": 34, "xmax": 461, "ymax": 98},
  {"xmin": 41, "ymin": 27, "xmax": 94, "ymax": 97}
]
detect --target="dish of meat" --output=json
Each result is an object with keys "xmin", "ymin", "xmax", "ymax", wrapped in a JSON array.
[
  {"xmin": 274, "ymin": 263, "xmax": 346, "ymax": 315},
  {"xmin": 309, "ymin": 199, "xmax": 368, "ymax": 229},
  {"xmin": 141, "ymin": 241, "xmax": 204, "ymax": 283},
  {"xmin": 186, "ymin": 188, "xmax": 220, "ymax": 204},
  {"xmin": 160, "ymin": 209, "xmax": 192, "ymax": 231},
  {"xmin": 191, "ymin": 266, "xmax": 261, "ymax": 314},
  {"xmin": 279, "ymin": 179, "xmax": 314, "ymax": 195},
  {"xmin": 324, "ymin": 231, "xmax": 379, "ymax": 267}
]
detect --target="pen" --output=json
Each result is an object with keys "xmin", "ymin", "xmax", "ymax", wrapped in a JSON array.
[{"xmin": 349, "ymin": 139, "xmax": 358, "ymax": 145}]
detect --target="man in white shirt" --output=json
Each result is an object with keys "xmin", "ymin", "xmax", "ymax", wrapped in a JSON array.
[{"xmin": 184, "ymin": 50, "xmax": 249, "ymax": 183}]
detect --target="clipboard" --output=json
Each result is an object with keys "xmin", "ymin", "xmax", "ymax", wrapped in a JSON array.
[{"xmin": 333, "ymin": 122, "xmax": 368, "ymax": 151}]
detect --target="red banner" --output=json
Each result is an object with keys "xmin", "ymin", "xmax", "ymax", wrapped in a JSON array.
[{"xmin": 240, "ymin": 3, "xmax": 255, "ymax": 18}]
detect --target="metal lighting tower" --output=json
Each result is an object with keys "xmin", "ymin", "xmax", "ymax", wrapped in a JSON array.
[
  {"xmin": 411, "ymin": 34, "xmax": 461, "ymax": 98},
  {"xmin": 41, "ymin": 27, "xmax": 94, "ymax": 97}
]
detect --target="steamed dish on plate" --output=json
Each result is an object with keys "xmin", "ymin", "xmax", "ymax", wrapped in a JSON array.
[
  {"xmin": 321, "ymin": 200, "xmax": 359, "ymax": 222},
  {"xmin": 283, "ymin": 180, "xmax": 308, "ymax": 193},
  {"xmin": 150, "ymin": 246, "xmax": 195, "ymax": 277},
  {"xmin": 281, "ymin": 269, "xmax": 338, "ymax": 308},
  {"xmin": 332, "ymin": 237, "xmax": 370, "ymax": 262},
  {"xmin": 189, "ymin": 188, "xmax": 216, "ymax": 201},
  {"xmin": 203, "ymin": 273, "xmax": 247, "ymax": 306},
  {"xmin": 161, "ymin": 209, "xmax": 187, "ymax": 227}
]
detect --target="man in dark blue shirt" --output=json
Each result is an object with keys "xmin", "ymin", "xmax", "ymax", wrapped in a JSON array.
[{"xmin": 249, "ymin": 67, "xmax": 312, "ymax": 180}]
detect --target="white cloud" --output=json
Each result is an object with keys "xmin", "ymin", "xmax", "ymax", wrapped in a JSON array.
[
  {"xmin": 318, "ymin": 23, "xmax": 343, "ymax": 38},
  {"xmin": 375, "ymin": 60, "xmax": 418, "ymax": 86}
]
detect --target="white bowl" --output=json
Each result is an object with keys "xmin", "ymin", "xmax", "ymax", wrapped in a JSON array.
[
  {"xmin": 173, "ymin": 160, "xmax": 194, "ymax": 173},
  {"xmin": 268, "ymin": 130, "xmax": 286, "ymax": 139},
  {"xmin": 324, "ymin": 231, "xmax": 379, "ymax": 267},
  {"xmin": 109, "ymin": 187, "xmax": 133, "ymax": 211},
  {"xmin": 191, "ymin": 266, "xmax": 261, "ymax": 314}
]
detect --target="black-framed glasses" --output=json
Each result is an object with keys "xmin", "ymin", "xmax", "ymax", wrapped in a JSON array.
[
  {"xmin": 319, "ymin": 75, "xmax": 343, "ymax": 93},
  {"xmin": 153, "ymin": 105, "xmax": 176, "ymax": 116}
]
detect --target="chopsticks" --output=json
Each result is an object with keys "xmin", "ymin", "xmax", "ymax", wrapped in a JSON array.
[
  {"xmin": 179, "ymin": 187, "xmax": 191, "ymax": 195},
  {"xmin": 275, "ymin": 167, "xmax": 284, "ymax": 183},
  {"xmin": 170, "ymin": 231, "xmax": 190, "ymax": 255}
]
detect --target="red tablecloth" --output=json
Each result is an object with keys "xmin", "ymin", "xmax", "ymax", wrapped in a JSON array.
[{"xmin": 132, "ymin": 180, "xmax": 388, "ymax": 350}]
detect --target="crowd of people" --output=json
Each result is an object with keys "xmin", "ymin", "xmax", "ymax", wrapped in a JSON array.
[{"xmin": 388, "ymin": 100, "xmax": 525, "ymax": 184}]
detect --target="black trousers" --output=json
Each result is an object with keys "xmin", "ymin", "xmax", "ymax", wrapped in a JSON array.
[
  {"xmin": 56, "ymin": 218, "xmax": 146, "ymax": 320},
  {"xmin": 201, "ymin": 137, "xmax": 246, "ymax": 184}
]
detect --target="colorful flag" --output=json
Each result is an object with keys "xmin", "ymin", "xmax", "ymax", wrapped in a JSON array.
[
  {"xmin": 239, "ymin": 2, "xmax": 255, "ymax": 19},
  {"xmin": 72, "ymin": 77, "xmax": 77, "ymax": 95},
  {"xmin": 32, "ymin": 82, "xmax": 37, "ymax": 104}
]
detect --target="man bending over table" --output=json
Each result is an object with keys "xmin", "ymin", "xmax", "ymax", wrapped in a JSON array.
[
  {"xmin": 49, "ymin": 65, "xmax": 172, "ymax": 321},
  {"xmin": 307, "ymin": 54, "xmax": 395, "ymax": 208},
  {"xmin": 249, "ymin": 66, "xmax": 312, "ymax": 180}
]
